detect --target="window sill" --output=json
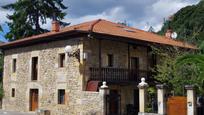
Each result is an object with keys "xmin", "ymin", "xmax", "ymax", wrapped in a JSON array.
[
  {"xmin": 57, "ymin": 104, "xmax": 66, "ymax": 106},
  {"xmin": 11, "ymin": 73, "xmax": 17, "ymax": 76},
  {"xmin": 31, "ymin": 80, "xmax": 38, "ymax": 82}
]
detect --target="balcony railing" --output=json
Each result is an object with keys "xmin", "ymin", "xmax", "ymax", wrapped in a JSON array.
[{"xmin": 89, "ymin": 67, "xmax": 152, "ymax": 83}]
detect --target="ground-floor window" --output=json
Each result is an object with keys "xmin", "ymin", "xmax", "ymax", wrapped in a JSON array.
[
  {"xmin": 58, "ymin": 89, "xmax": 65, "ymax": 104},
  {"xmin": 11, "ymin": 88, "xmax": 15, "ymax": 97}
]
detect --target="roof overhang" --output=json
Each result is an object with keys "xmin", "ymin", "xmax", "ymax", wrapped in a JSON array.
[{"xmin": 0, "ymin": 30, "xmax": 88, "ymax": 50}]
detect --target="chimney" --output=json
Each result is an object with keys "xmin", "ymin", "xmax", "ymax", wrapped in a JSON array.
[
  {"xmin": 165, "ymin": 29, "xmax": 173, "ymax": 39},
  {"xmin": 52, "ymin": 20, "xmax": 60, "ymax": 32}
]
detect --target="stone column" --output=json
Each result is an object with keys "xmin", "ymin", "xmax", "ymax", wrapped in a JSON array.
[
  {"xmin": 99, "ymin": 81, "xmax": 109, "ymax": 115},
  {"xmin": 156, "ymin": 84, "xmax": 167, "ymax": 115},
  {"xmin": 185, "ymin": 85, "xmax": 196, "ymax": 115},
  {"xmin": 138, "ymin": 78, "xmax": 148, "ymax": 114}
]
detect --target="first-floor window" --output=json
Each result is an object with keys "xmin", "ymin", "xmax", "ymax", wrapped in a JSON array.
[
  {"xmin": 11, "ymin": 88, "xmax": 15, "ymax": 97},
  {"xmin": 107, "ymin": 54, "xmax": 114, "ymax": 67},
  {"xmin": 58, "ymin": 89, "xmax": 65, "ymax": 104},
  {"xmin": 12, "ymin": 58, "xmax": 17, "ymax": 73},
  {"xmin": 31, "ymin": 57, "xmax": 38, "ymax": 81},
  {"xmin": 59, "ymin": 53, "xmax": 65, "ymax": 68}
]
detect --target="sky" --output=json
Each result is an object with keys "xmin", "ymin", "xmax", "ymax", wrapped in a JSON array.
[{"xmin": 0, "ymin": 0, "xmax": 201, "ymax": 42}]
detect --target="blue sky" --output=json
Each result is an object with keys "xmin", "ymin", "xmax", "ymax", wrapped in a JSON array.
[{"xmin": 0, "ymin": 0, "xmax": 200, "ymax": 42}]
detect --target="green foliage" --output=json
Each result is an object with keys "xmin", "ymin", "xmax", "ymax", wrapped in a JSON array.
[
  {"xmin": 152, "ymin": 46, "xmax": 202, "ymax": 95},
  {"xmin": 154, "ymin": 52, "xmax": 182, "ymax": 95},
  {"xmin": 2, "ymin": 0, "xmax": 67, "ymax": 41},
  {"xmin": 176, "ymin": 54, "xmax": 204, "ymax": 95},
  {"xmin": 0, "ymin": 26, "xmax": 2, "ymax": 32},
  {"xmin": 0, "ymin": 83, "xmax": 3, "ymax": 99},
  {"xmin": 159, "ymin": 0, "xmax": 204, "ymax": 45},
  {"xmin": 0, "ymin": 54, "xmax": 3, "ymax": 99},
  {"xmin": 145, "ymin": 87, "xmax": 156, "ymax": 113},
  {"xmin": 154, "ymin": 43, "xmax": 204, "ymax": 95},
  {"xmin": 0, "ymin": 54, "xmax": 3, "ymax": 74}
]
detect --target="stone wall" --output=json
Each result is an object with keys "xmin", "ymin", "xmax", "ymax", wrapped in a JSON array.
[
  {"xmin": 2, "ymin": 36, "xmax": 149, "ymax": 115},
  {"xmin": 83, "ymin": 38, "xmax": 149, "ymax": 114},
  {"xmin": 80, "ymin": 91, "xmax": 103, "ymax": 115},
  {"xmin": 83, "ymin": 38, "xmax": 148, "ymax": 87},
  {"xmin": 84, "ymin": 38, "xmax": 148, "ymax": 69},
  {"xmin": 2, "ymin": 37, "xmax": 104, "ymax": 115}
]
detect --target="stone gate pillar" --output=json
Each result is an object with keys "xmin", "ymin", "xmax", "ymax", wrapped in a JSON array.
[
  {"xmin": 138, "ymin": 78, "xmax": 148, "ymax": 114},
  {"xmin": 185, "ymin": 85, "xmax": 196, "ymax": 115},
  {"xmin": 156, "ymin": 84, "xmax": 167, "ymax": 115},
  {"xmin": 99, "ymin": 81, "xmax": 109, "ymax": 115}
]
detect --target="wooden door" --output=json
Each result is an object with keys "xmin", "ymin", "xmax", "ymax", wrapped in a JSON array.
[
  {"xmin": 109, "ymin": 90, "xmax": 120, "ymax": 115},
  {"xmin": 30, "ymin": 89, "xmax": 38, "ymax": 111},
  {"xmin": 130, "ymin": 57, "xmax": 139, "ymax": 80},
  {"xmin": 167, "ymin": 96, "xmax": 187, "ymax": 115},
  {"xmin": 130, "ymin": 57, "xmax": 139, "ymax": 70},
  {"xmin": 134, "ymin": 89, "xmax": 139, "ymax": 114}
]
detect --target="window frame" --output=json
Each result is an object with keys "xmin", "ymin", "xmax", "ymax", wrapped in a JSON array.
[
  {"xmin": 58, "ymin": 89, "xmax": 65, "ymax": 104},
  {"xmin": 12, "ymin": 58, "xmax": 17, "ymax": 73},
  {"xmin": 31, "ymin": 57, "xmax": 38, "ymax": 81},
  {"xmin": 11, "ymin": 88, "xmax": 15, "ymax": 97},
  {"xmin": 107, "ymin": 54, "xmax": 114, "ymax": 67},
  {"xmin": 59, "ymin": 53, "xmax": 65, "ymax": 68}
]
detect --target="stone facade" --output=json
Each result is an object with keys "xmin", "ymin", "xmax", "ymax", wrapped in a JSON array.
[
  {"xmin": 3, "ymin": 37, "xmax": 105, "ymax": 115},
  {"xmin": 3, "ymin": 36, "xmax": 150, "ymax": 114},
  {"xmin": 83, "ymin": 38, "xmax": 150, "ymax": 114}
]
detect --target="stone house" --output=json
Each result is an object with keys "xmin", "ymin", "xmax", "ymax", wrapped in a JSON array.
[{"xmin": 0, "ymin": 19, "xmax": 196, "ymax": 115}]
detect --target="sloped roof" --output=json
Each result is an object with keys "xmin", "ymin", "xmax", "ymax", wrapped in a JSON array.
[{"xmin": 0, "ymin": 19, "xmax": 196, "ymax": 49}]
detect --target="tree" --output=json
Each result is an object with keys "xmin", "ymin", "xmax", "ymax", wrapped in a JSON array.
[
  {"xmin": 175, "ymin": 42, "xmax": 204, "ymax": 95},
  {"xmin": 0, "ymin": 26, "xmax": 2, "ymax": 32},
  {"xmin": 153, "ymin": 42, "xmax": 204, "ymax": 96},
  {"xmin": 3, "ymin": 0, "xmax": 67, "ymax": 41},
  {"xmin": 158, "ymin": 0, "xmax": 204, "ymax": 45},
  {"xmin": 0, "ymin": 54, "xmax": 3, "ymax": 99}
]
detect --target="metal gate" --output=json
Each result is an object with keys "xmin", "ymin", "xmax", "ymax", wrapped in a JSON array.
[
  {"xmin": 167, "ymin": 96, "xmax": 187, "ymax": 115},
  {"xmin": 106, "ymin": 92, "xmax": 121, "ymax": 115}
]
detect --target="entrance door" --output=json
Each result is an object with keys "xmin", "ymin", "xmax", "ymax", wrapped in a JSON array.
[
  {"xmin": 30, "ymin": 89, "xmax": 38, "ymax": 111},
  {"xmin": 131, "ymin": 57, "xmax": 139, "ymax": 70},
  {"xmin": 109, "ymin": 90, "xmax": 120, "ymax": 115},
  {"xmin": 130, "ymin": 57, "xmax": 139, "ymax": 80},
  {"xmin": 134, "ymin": 89, "xmax": 139, "ymax": 114}
]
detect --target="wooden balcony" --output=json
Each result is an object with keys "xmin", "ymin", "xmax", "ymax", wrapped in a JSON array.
[{"xmin": 89, "ymin": 67, "xmax": 152, "ymax": 83}]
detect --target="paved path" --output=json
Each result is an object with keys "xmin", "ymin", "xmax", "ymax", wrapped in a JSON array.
[{"xmin": 0, "ymin": 110, "xmax": 35, "ymax": 115}]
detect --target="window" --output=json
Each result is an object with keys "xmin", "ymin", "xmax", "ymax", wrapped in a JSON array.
[
  {"xmin": 12, "ymin": 59, "xmax": 17, "ymax": 73},
  {"xmin": 107, "ymin": 54, "xmax": 114, "ymax": 67},
  {"xmin": 11, "ymin": 88, "xmax": 15, "ymax": 97},
  {"xmin": 31, "ymin": 57, "xmax": 38, "ymax": 81},
  {"xmin": 59, "ymin": 53, "xmax": 65, "ymax": 67},
  {"xmin": 131, "ymin": 57, "xmax": 139, "ymax": 70},
  {"xmin": 58, "ymin": 89, "xmax": 65, "ymax": 104}
]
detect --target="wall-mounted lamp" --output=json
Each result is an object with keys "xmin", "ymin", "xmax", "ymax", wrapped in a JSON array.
[
  {"xmin": 65, "ymin": 45, "xmax": 80, "ymax": 61},
  {"xmin": 65, "ymin": 45, "xmax": 72, "ymax": 53},
  {"xmin": 83, "ymin": 52, "xmax": 88, "ymax": 60}
]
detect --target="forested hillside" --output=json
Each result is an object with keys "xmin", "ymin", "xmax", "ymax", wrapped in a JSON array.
[{"xmin": 159, "ymin": 0, "xmax": 204, "ymax": 45}]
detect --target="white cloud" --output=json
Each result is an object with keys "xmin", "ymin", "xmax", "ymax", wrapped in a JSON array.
[
  {"xmin": 0, "ymin": 0, "xmax": 201, "ymax": 33},
  {"xmin": 0, "ymin": 8, "xmax": 13, "ymax": 24},
  {"xmin": 137, "ymin": 0, "xmax": 200, "ymax": 32},
  {"xmin": 0, "ymin": 0, "xmax": 16, "ymax": 5},
  {"xmin": 62, "ymin": 0, "xmax": 200, "ymax": 32},
  {"xmin": 63, "ymin": 6, "xmax": 129, "ymax": 26}
]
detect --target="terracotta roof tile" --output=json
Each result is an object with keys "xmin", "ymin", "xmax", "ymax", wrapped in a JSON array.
[
  {"xmin": 90, "ymin": 19, "xmax": 196, "ymax": 49},
  {"xmin": 0, "ymin": 19, "xmax": 197, "ymax": 49}
]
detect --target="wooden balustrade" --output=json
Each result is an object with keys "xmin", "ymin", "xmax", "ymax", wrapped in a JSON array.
[{"xmin": 89, "ymin": 67, "xmax": 151, "ymax": 83}]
